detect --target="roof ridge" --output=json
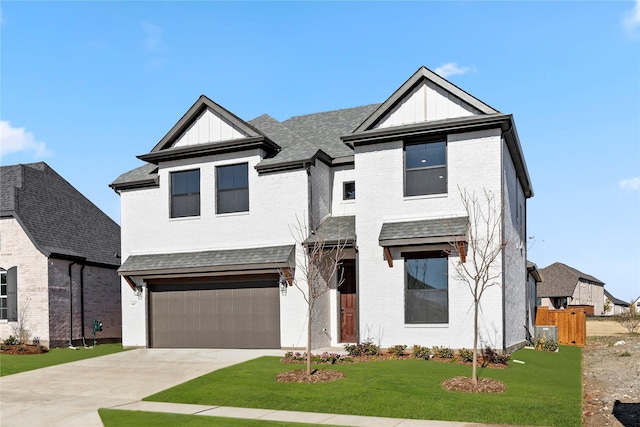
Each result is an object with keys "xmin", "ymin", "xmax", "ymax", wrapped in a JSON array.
[{"xmin": 284, "ymin": 103, "xmax": 382, "ymax": 121}]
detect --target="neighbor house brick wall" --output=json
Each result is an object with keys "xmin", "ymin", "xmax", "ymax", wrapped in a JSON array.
[{"xmin": 0, "ymin": 218, "xmax": 49, "ymax": 345}]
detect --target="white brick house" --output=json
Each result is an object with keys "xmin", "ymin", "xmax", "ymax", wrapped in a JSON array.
[
  {"xmin": 0, "ymin": 162, "xmax": 122, "ymax": 347},
  {"xmin": 112, "ymin": 67, "xmax": 534, "ymax": 352}
]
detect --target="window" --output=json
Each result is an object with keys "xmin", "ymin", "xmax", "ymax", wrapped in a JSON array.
[
  {"xmin": 0, "ymin": 270, "xmax": 6, "ymax": 320},
  {"xmin": 404, "ymin": 252, "xmax": 448, "ymax": 323},
  {"xmin": 404, "ymin": 141, "xmax": 447, "ymax": 196},
  {"xmin": 171, "ymin": 169, "xmax": 200, "ymax": 218},
  {"xmin": 343, "ymin": 181, "xmax": 355, "ymax": 200},
  {"xmin": 217, "ymin": 163, "xmax": 249, "ymax": 214}
]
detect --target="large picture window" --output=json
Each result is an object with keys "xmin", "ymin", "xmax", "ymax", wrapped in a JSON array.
[
  {"xmin": 171, "ymin": 169, "xmax": 200, "ymax": 218},
  {"xmin": 217, "ymin": 163, "xmax": 249, "ymax": 214},
  {"xmin": 404, "ymin": 141, "xmax": 447, "ymax": 196},
  {"xmin": 404, "ymin": 252, "xmax": 448, "ymax": 324}
]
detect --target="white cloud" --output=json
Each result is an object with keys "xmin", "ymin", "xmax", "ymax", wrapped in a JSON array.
[
  {"xmin": 141, "ymin": 21, "xmax": 164, "ymax": 52},
  {"xmin": 0, "ymin": 121, "xmax": 51, "ymax": 158},
  {"xmin": 619, "ymin": 177, "xmax": 640, "ymax": 191},
  {"xmin": 434, "ymin": 62, "xmax": 471, "ymax": 78},
  {"xmin": 623, "ymin": 0, "xmax": 640, "ymax": 34}
]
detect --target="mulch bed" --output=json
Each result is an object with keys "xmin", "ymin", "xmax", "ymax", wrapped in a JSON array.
[
  {"xmin": 276, "ymin": 369, "xmax": 345, "ymax": 383},
  {"xmin": 0, "ymin": 344, "xmax": 49, "ymax": 355},
  {"xmin": 441, "ymin": 376, "xmax": 507, "ymax": 393}
]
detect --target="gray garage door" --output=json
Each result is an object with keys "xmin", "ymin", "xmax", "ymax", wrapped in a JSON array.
[{"xmin": 148, "ymin": 278, "xmax": 280, "ymax": 349}]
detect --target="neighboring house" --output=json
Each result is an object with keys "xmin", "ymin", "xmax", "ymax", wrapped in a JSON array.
[
  {"xmin": 537, "ymin": 262, "xmax": 605, "ymax": 314},
  {"xmin": 0, "ymin": 162, "xmax": 121, "ymax": 347},
  {"xmin": 111, "ymin": 66, "xmax": 534, "ymax": 352},
  {"xmin": 603, "ymin": 289, "xmax": 629, "ymax": 316}
]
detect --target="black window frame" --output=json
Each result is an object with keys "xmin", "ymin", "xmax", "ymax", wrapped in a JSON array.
[
  {"xmin": 404, "ymin": 139, "xmax": 447, "ymax": 197},
  {"xmin": 216, "ymin": 163, "xmax": 249, "ymax": 214},
  {"xmin": 343, "ymin": 181, "xmax": 355, "ymax": 200},
  {"xmin": 403, "ymin": 251, "xmax": 449, "ymax": 324},
  {"xmin": 0, "ymin": 270, "xmax": 6, "ymax": 321},
  {"xmin": 170, "ymin": 169, "xmax": 201, "ymax": 218}
]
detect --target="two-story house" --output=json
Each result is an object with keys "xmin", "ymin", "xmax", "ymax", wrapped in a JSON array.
[{"xmin": 111, "ymin": 66, "xmax": 533, "ymax": 352}]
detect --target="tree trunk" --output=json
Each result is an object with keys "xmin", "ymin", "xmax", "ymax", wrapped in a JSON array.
[
  {"xmin": 472, "ymin": 298, "xmax": 479, "ymax": 385},
  {"xmin": 307, "ymin": 301, "xmax": 312, "ymax": 378}
]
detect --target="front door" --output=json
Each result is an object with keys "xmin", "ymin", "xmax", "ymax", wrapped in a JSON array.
[{"xmin": 340, "ymin": 260, "xmax": 357, "ymax": 343}]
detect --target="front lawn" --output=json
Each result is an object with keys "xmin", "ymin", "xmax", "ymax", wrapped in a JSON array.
[
  {"xmin": 98, "ymin": 409, "xmax": 340, "ymax": 427},
  {"xmin": 0, "ymin": 344, "xmax": 127, "ymax": 376},
  {"xmin": 145, "ymin": 345, "xmax": 582, "ymax": 426}
]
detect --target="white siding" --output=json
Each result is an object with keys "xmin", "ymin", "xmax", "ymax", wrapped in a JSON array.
[
  {"xmin": 173, "ymin": 108, "xmax": 248, "ymax": 148},
  {"xmin": 331, "ymin": 165, "xmax": 356, "ymax": 216},
  {"xmin": 354, "ymin": 128, "xmax": 506, "ymax": 349},
  {"xmin": 375, "ymin": 81, "xmax": 480, "ymax": 129},
  {"xmin": 119, "ymin": 150, "xmax": 313, "ymax": 348}
]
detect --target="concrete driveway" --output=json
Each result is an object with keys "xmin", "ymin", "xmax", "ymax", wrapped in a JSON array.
[{"xmin": 0, "ymin": 347, "xmax": 283, "ymax": 427}]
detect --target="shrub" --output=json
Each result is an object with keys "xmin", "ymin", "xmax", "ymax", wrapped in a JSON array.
[
  {"xmin": 531, "ymin": 336, "xmax": 558, "ymax": 352},
  {"xmin": 3, "ymin": 336, "xmax": 17, "ymax": 345},
  {"xmin": 412, "ymin": 345, "xmax": 430, "ymax": 360},
  {"xmin": 433, "ymin": 346, "xmax": 454, "ymax": 359},
  {"xmin": 344, "ymin": 339, "xmax": 381, "ymax": 357},
  {"xmin": 480, "ymin": 346, "xmax": 510, "ymax": 365},
  {"xmin": 458, "ymin": 348, "xmax": 474, "ymax": 363},
  {"xmin": 388, "ymin": 345, "xmax": 407, "ymax": 356},
  {"xmin": 283, "ymin": 351, "xmax": 352, "ymax": 364},
  {"xmin": 614, "ymin": 311, "xmax": 640, "ymax": 333}
]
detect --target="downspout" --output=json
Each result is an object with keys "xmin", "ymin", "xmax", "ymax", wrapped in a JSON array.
[
  {"xmin": 68, "ymin": 261, "xmax": 76, "ymax": 348},
  {"xmin": 80, "ymin": 264, "xmax": 87, "ymax": 347},
  {"xmin": 306, "ymin": 163, "xmax": 314, "ymax": 231},
  {"xmin": 500, "ymin": 132, "xmax": 507, "ymax": 353}
]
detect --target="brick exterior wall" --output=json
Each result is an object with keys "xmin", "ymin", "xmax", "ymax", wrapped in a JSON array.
[{"xmin": 0, "ymin": 218, "xmax": 50, "ymax": 345}]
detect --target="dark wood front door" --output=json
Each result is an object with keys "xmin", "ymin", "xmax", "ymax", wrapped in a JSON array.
[{"xmin": 340, "ymin": 260, "xmax": 357, "ymax": 343}]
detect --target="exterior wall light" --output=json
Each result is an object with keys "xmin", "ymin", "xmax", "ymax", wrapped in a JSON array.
[{"xmin": 279, "ymin": 275, "xmax": 287, "ymax": 296}]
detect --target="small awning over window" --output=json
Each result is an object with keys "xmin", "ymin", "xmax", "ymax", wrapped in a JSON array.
[
  {"xmin": 378, "ymin": 217, "xmax": 468, "ymax": 266},
  {"xmin": 118, "ymin": 245, "xmax": 295, "ymax": 277},
  {"xmin": 305, "ymin": 216, "xmax": 355, "ymax": 247}
]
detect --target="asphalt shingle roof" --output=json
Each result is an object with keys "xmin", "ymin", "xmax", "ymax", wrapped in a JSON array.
[
  {"xmin": 604, "ymin": 289, "xmax": 629, "ymax": 307},
  {"xmin": 1, "ymin": 162, "xmax": 121, "ymax": 267},
  {"xmin": 537, "ymin": 262, "xmax": 604, "ymax": 298},
  {"xmin": 305, "ymin": 216, "xmax": 356, "ymax": 246},
  {"xmin": 379, "ymin": 217, "xmax": 468, "ymax": 243},
  {"xmin": 110, "ymin": 163, "xmax": 158, "ymax": 189},
  {"xmin": 119, "ymin": 245, "xmax": 295, "ymax": 274}
]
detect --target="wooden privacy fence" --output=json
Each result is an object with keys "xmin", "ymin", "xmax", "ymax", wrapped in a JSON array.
[{"xmin": 536, "ymin": 306, "xmax": 586, "ymax": 346}]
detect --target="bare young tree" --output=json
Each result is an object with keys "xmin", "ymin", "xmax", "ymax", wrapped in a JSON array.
[
  {"xmin": 450, "ymin": 189, "xmax": 509, "ymax": 386},
  {"xmin": 283, "ymin": 216, "xmax": 347, "ymax": 378}
]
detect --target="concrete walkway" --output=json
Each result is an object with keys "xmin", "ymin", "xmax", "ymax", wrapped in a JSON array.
[{"xmin": 0, "ymin": 348, "xmax": 517, "ymax": 427}]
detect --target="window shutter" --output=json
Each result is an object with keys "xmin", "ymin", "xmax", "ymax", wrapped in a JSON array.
[{"xmin": 7, "ymin": 266, "xmax": 17, "ymax": 322}]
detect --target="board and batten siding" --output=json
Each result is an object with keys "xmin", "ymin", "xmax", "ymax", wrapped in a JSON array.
[
  {"xmin": 374, "ymin": 81, "xmax": 481, "ymax": 129},
  {"xmin": 173, "ymin": 108, "xmax": 248, "ymax": 148}
]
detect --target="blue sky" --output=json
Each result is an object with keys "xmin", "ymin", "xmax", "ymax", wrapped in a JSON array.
[{"xmin": 2, "ymin": 1, "xmax": 639, "ymax": 302}]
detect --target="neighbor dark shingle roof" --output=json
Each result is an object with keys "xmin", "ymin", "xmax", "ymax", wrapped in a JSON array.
[
  {"xmin": 604, "ymin": 289, "xmax": 629, "ymax": 307},
  {"xmin": 537, "ymin": 262, "xmax": 604, "ymax": 298},
  {"xmin": 0, "ymin": 162, "xmax": 121, "ymax": 267},
  {"xmin": 119, "ymin": 245, "xmax": 295, "ymax": 275},
  {"xmin": 379, "ymin": 217, "xmax": 468, "ymax": 246}
]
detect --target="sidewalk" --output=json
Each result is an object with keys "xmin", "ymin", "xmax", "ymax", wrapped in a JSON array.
[{"xmin": 112, "ymin": 401, "xmax": 516, "ymax": 426}]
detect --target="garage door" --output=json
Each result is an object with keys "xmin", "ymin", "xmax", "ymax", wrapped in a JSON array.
[{"xmin": 148, "ymin": 278, "xmax": 280, "ymax": 348}]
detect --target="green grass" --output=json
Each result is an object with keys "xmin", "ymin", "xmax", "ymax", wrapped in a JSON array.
[
  {"xmin": 145, "ymin": 345, "xmax": 582, "ymax": 427},
  {"xmin": 0, "ymin": 344, "xmax": 127, "ymax": 376},
  {"xmin": 98, "ymin": 409, "xmax": 341, "ymax": 427}
]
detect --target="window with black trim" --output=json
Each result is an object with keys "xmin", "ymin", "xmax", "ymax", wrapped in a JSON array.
[
  {"xmin": 404, "ymin": 141, "xmax": 447, "ymax": 196},
  {"xmin": 170, "ymin": 169, "xmax": 200, "ymax": 218},
  {"xmin": 404, "ymin": 251, "xmax": 448, "ymax": 324},
  {"xmin": 217, "ymin": 163, "xmax": 249, "ymax": 214},
  {"xmin": 343, "ymin": 181, "xmax": 355, "ymax": 200},
  {"xmin": 0, "ymin": 270, "xmax": 7, "ymax": 320}
]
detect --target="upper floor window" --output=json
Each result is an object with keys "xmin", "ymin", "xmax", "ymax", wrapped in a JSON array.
[
  {"xmin": 343, "ymin": 181, "xmax": 355, "ymax": 200},
  {"xmin": 171, "ymin": 169, "xmax": 200, "ymax": 218},
  {"xmin": 404, "ymin": 251, "xmax": 448, "ymax": 324},
  {"xmin": 404, "ymin": 141, "xmax": 447, "ymax": 196},
  {"xmin": 217, "ymin": 163, "xmax": 249, "ymax": 214}
]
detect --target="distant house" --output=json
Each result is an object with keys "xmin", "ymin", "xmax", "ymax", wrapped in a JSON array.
[
  {"xmin": 603, "ymin": 289, "xmax": 629, "ymax": 316},
  {"xmin": 537, "ymin": 262, "xmax": 604, "ymax": 315},
  {"xmin": 0, "ymin": 162, "xmax": 121, "ymax": 347},
  {"xmin": 112, "ymin": 66, "xmax": 534, "ymax": 352}
]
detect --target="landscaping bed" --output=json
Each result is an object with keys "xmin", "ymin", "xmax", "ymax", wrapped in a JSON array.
[{"xmin": 0, "ymin": 344, "xmax": 48, "ymax": 355}]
